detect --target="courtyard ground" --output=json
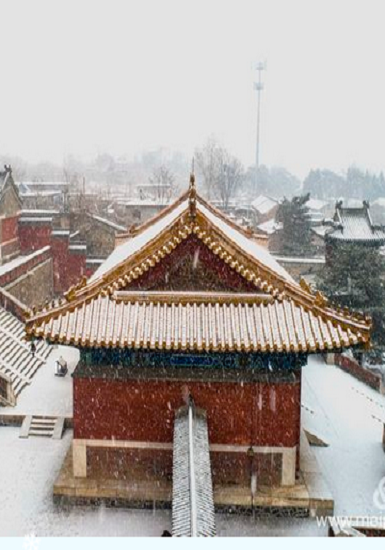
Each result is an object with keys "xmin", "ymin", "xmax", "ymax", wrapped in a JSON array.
[{"xmin": 0, "ymin": 353, "xmax": 384, "ymax": 536}]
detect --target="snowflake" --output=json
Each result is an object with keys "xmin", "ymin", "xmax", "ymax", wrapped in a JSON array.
[{"xmin": 23, "ymin": 533, "xmax": 40, "ymax": 550}]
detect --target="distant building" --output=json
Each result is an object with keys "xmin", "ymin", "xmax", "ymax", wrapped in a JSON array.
[
  {"xmin": 324, "ymin": 201, "xmax": 385, "ymax": 262},
  {"xmin": 19, "ymin": 209, "xmax": 127, "ymax": 294},
  {"xmin": 17, "ymin": 181, "xmax": 66, "ymax": 210},
  {"xmin": 114, "ymin": 198, "xmax": 171, "ymax": 227},
  {"xmin": 306, "ymin": 198, "xmax": 331, "ymax": 224},
  {"xmin": 251, "ymin": 195, "xmax": 279, "ymax": 225},
  {"xmin": 0, "ymin": 166, "xmax": 22, "ymax": 264}
]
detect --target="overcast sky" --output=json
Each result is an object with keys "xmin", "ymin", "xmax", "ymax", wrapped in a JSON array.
[{"xmin": 0, "ymin": 0, "xmax": 384, "ymax": 178}]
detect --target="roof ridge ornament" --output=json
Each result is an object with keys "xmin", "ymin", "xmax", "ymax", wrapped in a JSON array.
[{"xmin": 188, "ymin": 161, "xmax": 197, "ymax": 220}]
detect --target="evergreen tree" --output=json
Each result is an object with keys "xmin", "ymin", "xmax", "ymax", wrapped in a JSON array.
[
  {"xmin": 276, "ymin": 193, "xmax": 313, "ymax": 256},
  {"xmin": 319, "ymin": 244, "xmax": 385, "ymax": 348}
]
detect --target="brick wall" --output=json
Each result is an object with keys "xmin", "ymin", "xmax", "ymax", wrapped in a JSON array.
[
  {"xmin": 75, "ymin": 374, "xmax": 301, "ymax": 487},
  {"xmin": 5, "ymin": 258, "xmax": 53, "ymax": 307},
  {"xmin": 19, "ymin": 222, "xmax": 51, "ymax": 252},
  {"xmin": 0, "ymin": 215, "xmax": 20, "ymax": 262},
  {"xmin": 0, "ymin": 247, "xmax": 54, "ymax": 307},
  {"xmin": 74, "ymin": 376, "xmax": 301, "ymax": 448},
  {"xmin": 51, "ymin": 234, "xmax": 86, "ymax": 294},
  {"xmin": 335, "ymin": 353, "xmax": 383, "ymax": 393}
]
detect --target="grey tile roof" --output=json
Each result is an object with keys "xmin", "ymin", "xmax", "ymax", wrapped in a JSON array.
[
  {"xmin": 326, "ymin": 202, "xmax": 385, "ymax": 243},
  {"xmin": 172, "ymin": 403, "xmax": 216, "ymax": 537}
]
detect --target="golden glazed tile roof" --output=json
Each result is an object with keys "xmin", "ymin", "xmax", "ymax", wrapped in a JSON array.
[
  {"xmin": 25, "ymin": 178, "xmax": 372, "ymax": 353},
  {"xmin": 27, "ymin": 291, "xmax": 369, "ymax": 353}
]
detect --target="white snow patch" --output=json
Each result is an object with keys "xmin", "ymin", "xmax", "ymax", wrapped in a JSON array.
[{"xmin": 302, "ymin": 355, "xmax": 385, "ymax": 516}]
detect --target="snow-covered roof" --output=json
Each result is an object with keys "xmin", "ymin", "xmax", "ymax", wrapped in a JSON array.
[
  {"xmin": 251, "ymin": 195, "xmax": 278, "ymax": 215},
  {"xmin": 29, "ymin": 291, "xmax": 366, "ymax": 353},
  {"xmin": 198, "ymin": 201, "xmax": 290, "ymax": 281},
  {"xmin": 0, "ymin": 247, "xmax": 50, "ymax": 278},
  {"xmin": 68, "ymin": 244, "xmax": 86, "ymax": 251},
  {"xmin": 327, "ymin": 202, "xmax": 385, "ymax": 243},
  {"xmin": 86, "ymin": 258, "xmax": 104, "ymax": 265},
  {"xmin": 274, "ymin": 256, "xmax": 325, "ymax": 264},
  {"xmin": 172, "ymin": 404, "xmax": 216, "ymax": 536},
  {"xmin": 27, "ymin": 179, "xmax": 371, "ymax": 354},
  {"xmin": 91, "ymin": 194, "xmax": 291, "ymax": 284},
  {"xmin": 51, "ymin": 230, "xmax": 70, "ymax": 237},
  {"xmin": 91, "ymin": 215, "xmax": 127, "ymax": 233},
  {"xmin": 17, "ymin": 181, "xmax": 68, "ymax": 187},
  {"xmin": 117, "ymin": 199, "xmax": 171, "ymax": 207},
  {"xmin": 19, "ymin": 217, "xmax": 53, "ymax": 223},
  {"xmin": 21, "ymin": 209, "xmax": 59, "ymax": 215}
]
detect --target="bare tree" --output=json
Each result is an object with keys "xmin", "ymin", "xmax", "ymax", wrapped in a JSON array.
[
  {"xmin": 195, "ymin": 137, "xmax": 244, "ymax": 207},
  {"xmin": 148, "ymin": 165, "xmax": 175, "ymax": 201},
  {"xmin": 195, "ymin": 136, "xmax": 223, "ymax": 200},
  {"xmin": 215, "ymin": 154, "xmax": 244, "ymax": 209}
]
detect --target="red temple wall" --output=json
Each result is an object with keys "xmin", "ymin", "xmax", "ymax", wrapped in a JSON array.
[
  {"xmin": 19, "ymin": 223, "xmax": 51, "ymax": 252},
  {"xmin": 74, "ymin": 375, "xmax": 301, "ymax": 449},
  {"xmin": 51, "ymin": 237, "xmax": 86, "ymax": 294}
]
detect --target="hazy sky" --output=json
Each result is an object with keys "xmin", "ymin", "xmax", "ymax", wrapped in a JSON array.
[{"xmin": 0, "ymin": 0, "xmax": 384, "ymax": 177}]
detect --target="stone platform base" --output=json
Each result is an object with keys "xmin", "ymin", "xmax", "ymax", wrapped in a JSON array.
[{"xmin": 53, "ymin": 431, "xmax": 333, "ymax": 517}]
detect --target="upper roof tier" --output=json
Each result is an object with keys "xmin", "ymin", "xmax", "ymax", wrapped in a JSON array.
[
  {"xmin": 25, "ymin": 176, "xmax": 371, "ymax": 353},
  {"xmin": 90, "ymin": 185, "xmax": 288, "ymax": 284}
]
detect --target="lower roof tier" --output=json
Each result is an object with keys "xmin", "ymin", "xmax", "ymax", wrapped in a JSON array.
[{"xmin": 27, "ymin": 292, "xmax": 370, "ymax": 353}]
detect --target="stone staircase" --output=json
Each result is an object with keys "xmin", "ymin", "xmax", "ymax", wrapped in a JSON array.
[
  {"xmin": 20, "ymin": 415, "xmax": 65, "ymax": 439},
  {"xmin": 0, "ymin": 306, "xmax": 52, "ymax": 401}
]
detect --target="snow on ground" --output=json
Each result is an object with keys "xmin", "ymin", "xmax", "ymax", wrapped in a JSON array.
[
  {"xmin": 0, "ymin": 354, "xmax": 384, "ymax": 535},
  {"xmin": 0, "ymin": 425, "xmax": 324, "ymax": 537},
  {"xmin": 1, "ymin": 345, "xmax": 79, "ymax": 417},
  {"xmin": 302, "ymin": 355, "xmax": 385, "ymax": 516},
  {"xmin": 0, "ymin": 429, "xmax": 171, "ymax": 537}
]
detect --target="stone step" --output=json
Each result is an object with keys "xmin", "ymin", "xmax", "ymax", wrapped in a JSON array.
[
  {"xmin": 52, "ymin": 417, "xmax": 65, "ymax": 440},
  {"xmin": 31, "ymin": 418, "xmax": 57, "ymax": 426},
  {"xmin": 30, "ymin": 423, "xmax": 55, "ymax": 431},
  {"xmin": 29, "ymin": 429, "xmax": 54, "ymax": 437},
  {"xmin": 19, "ymin": 415, "xmax": 65, "ymax": 439},
  {"xmin": 19, "ymin": 415, "xmax": 32, "ymax": 438}
]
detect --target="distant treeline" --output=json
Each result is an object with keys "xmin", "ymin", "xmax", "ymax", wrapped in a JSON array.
[
  {"xmin": 1, "ymin": 146, "xmax": 385, "ymax": 203},
  {"xmin": 303, "ymin": 167, "xmax": 385, "ymax": 201}
]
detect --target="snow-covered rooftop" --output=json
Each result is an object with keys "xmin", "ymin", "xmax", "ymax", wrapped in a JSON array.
[
  {"xmin": 251, "ymin": 195, "xmax": 279, "ymax": 215},
  {"xmin": 91, "ymin": 214, "xmax": 126, "ymax": 233},
  {"xmin": 0, "ymin": 247, "xmax": 50, "ymax": 278},
  {"xmin": 91, "ymin": 195, "xmax": 293, "ymax": 284}
]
